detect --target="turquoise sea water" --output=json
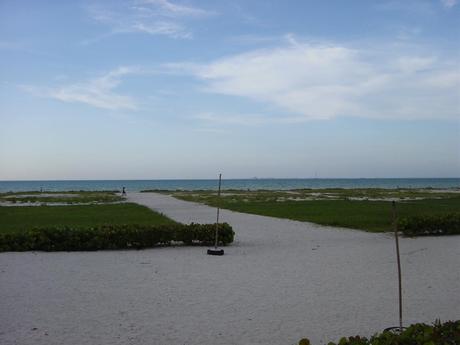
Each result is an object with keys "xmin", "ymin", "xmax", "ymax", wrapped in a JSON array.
[{"xmin": 0, "ymin": 178, "xmax": 459, "ymax": 192}]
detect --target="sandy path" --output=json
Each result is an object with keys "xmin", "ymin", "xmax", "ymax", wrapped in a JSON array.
[{"xmin": 1, "ymin": 192, "xmax": 459, "ymax": 345}]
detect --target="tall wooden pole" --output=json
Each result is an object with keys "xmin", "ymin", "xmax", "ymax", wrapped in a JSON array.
[
  {"xmin": 214, "ymin": 174, "xmax": 222, "ymax": 249},
  {"xmin": 392, "ymin": 201, "xmax": 403, "ymax": 329}
]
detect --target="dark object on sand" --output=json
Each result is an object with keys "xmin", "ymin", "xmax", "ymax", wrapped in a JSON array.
[
  {"xmin": 207, "ymin": 173, "xmax": 224, "ymax": 256},
  {"xmin": 122, "ymin": 187, "xmax": 126, "ymax": 196},
  {"xmin": 383, "ymin": 326, "xmax": 407, "ymax": 333},
  {"xmin": 207, "ymin": 248, "xmax": 224, "ymax": 255}
]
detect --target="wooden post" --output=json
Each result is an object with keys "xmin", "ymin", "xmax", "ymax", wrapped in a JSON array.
[
  {"xmin": 214, "ymin": 173, "xmax": 222, "ymax": 249},
  {"xmin": 392, "ymin": 201, "xmax": 403, "ymax": 329}
]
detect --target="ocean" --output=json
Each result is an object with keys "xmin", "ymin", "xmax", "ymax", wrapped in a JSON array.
[{"xmin": 0, "ymin": 178, "xmax": 459, "ymax": 192}]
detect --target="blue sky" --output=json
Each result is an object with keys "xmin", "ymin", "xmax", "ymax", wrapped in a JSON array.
[{"xmin": 1, "ymin": 0, "xmax": 459, "ymax": 180}]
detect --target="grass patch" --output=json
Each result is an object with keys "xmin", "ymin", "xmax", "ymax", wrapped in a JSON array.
[
  {"xmin": 0, "ymin": 203, "xmax": 175, "ymax": 234},
  {"xmin": 167, "ymin": 189, "xmax": 460, "ymax": 232},
  {"xmin": 0, "ymin": 203, "xmax": 236, "ymax": 252},
  {"xmin": 157, "ymin": 187, "xmax": 460, "ymax": 202}
]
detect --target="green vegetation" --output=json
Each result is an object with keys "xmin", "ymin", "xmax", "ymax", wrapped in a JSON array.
[
  {"xmin": 153, "ymin": 187, "xmax": 460, "ymax": 202},
  {"xmin": 0, "ymin": 223, "xmax": 234, "ymax": 252},
  {"xmin": 0, "ymin": 203, "xmax": 174, "ymax": 234},
  {"xmin": 299, "ymin": 320, "xmax": 460, "ymax": 345},
  {"xmin": 163, "ymin": 189, "xmax": 460, "ymax": 232},
  {"xmin": 0, "ymin": 203, "xmax": 235, "ymax": 251},
  {"xmin": 399, "ymin": 213, "xmax": 460, "ymax": 236},
  {"xmin": 0, "ymin": 190, "xmax": 123, "ymax": 204}
]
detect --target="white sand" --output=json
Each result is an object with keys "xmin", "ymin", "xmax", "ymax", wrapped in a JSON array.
[
  {"xmin": 3, "ymin": 193, "xmax": 76, "ymax": 198},
  {"xmin": 0, "ymin": 192, "xmax": 459, "ymax": 345},
  {"xmin": 0, "ymin": 201, "xmax": 126, "ymax": 207}
]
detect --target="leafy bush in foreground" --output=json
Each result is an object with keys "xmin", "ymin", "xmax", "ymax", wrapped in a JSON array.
[
  {"xmin": 299, "ymin": 320, "xmax": 460, "ymax": 345},
  {"xmin": 0, "ymin": 223, "xmax": 234, "ymax": 252},
  {"xmin": 398, "ymin": 213, "xmax": 460, "ymax": 236}
]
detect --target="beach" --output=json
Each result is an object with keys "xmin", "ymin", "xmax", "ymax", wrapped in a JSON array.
[{"xmin": 1, "ymin": 192, "xmax": 459, "ymax": 345}]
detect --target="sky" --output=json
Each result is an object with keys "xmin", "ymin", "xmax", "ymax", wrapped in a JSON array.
[{"xmin": 0, "ymin": 0, "xmax": 459, "ymax": 180}]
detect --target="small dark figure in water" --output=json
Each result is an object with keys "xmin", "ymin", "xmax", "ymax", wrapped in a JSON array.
[{"xmin": 122, "ymin": 187, "xmax": 126, "ymax": 196}]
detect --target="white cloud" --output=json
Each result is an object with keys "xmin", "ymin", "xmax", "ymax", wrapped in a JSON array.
[
  {"xmin": 194, "ymin": 112, "xmax": 313, "ymax": 126},
  {"xmin": 171, "ymin": 39, "xmax": 460, "ymax": 120},
  {"xmin": 87, "ymin": 0, "xmax": 215, "ymax": 40},
  {"xmin": 394, "ymin": 56, "xmax": 436, "ymax": 73},
  {"xmin": 195, "ymin": 112, "xmax": 271, "ymax": 126},
  {"xmin": 441, "ymin": 0, "xmax": 457, "ymax": 8},
  {"xmin": 140, "ymin": 0, "xmax": 214, "ymax": 17},
  {"xmin": 131, "ymin": 21, "xmax": 190, "ymax": 38},
  {"xmin": 23, "ymin": 67, "xmax": 140, "ymax": 110}
]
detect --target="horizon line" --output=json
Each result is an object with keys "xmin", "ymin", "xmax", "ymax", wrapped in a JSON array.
[{"xmin": 1, "ymin": 177, "xmax": 460, "ymax": 182}]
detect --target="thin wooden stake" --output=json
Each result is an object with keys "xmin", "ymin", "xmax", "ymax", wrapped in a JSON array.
[
  {"xmin": 392, "ymin": 201, "xmax": 403, "ymax": 329},
  {"xmin": 214, "ymin": 173, "xmax": 222, "ymax": 249}
]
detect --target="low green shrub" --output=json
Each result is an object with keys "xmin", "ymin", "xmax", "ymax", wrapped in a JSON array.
[
  {"xmin": 0, "ymin": 223, "xmax": 234, "ymax": 252},
  {"xmin": 299, "ymin": 320, "xmax": 460, "ymax": 345},
  {"xmin": 398, "ymin": 213, "xmax": 460, "ymax": 236}
]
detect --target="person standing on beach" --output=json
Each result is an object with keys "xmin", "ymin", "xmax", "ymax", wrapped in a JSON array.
[{"xmin": 122, "ymin": 187, "xmax": 126, "ymax": 196}]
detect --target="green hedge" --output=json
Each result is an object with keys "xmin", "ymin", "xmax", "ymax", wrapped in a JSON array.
[
  {"xmin": 398, "ymin": 213, "xmax": 460, "ymax": 236},
  {"xmin": 0, "ymin": 223, "xmax": 234, "ymax": 252},
  {"xmin": 299, "ymin": 320, "xmax": 460, "ymax": 345}
]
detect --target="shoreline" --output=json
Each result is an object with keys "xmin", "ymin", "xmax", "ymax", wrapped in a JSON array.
[{"xmin": 1, "ymin": 178, "xmax": 459, "ymax": 193}]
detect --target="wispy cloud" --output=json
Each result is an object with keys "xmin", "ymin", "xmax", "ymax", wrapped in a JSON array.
[
  {"xmin": 86, "ymin": 0, "xmax": 215, "ymax": 41},
  {"xmin": 194, "ymin": 112, "xmax": 311, "ymax": 126},
  {"xmin": 195, "ymin": 112, "xmax": 271, "ymax": 126},
  {"xmin": 23, "ymin": 67, "xmax": 140, "ymax": 110},
  {"xmin": 139, "ymin": 0, "xmax": 214, "ymax": 17},
  {"xmin": 169, "ymin": 37, "xmax": 460, "ymax": 121},
  {"xmin": 440, "ymin": 0, "xmax": 458, "ymax": 8}
]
